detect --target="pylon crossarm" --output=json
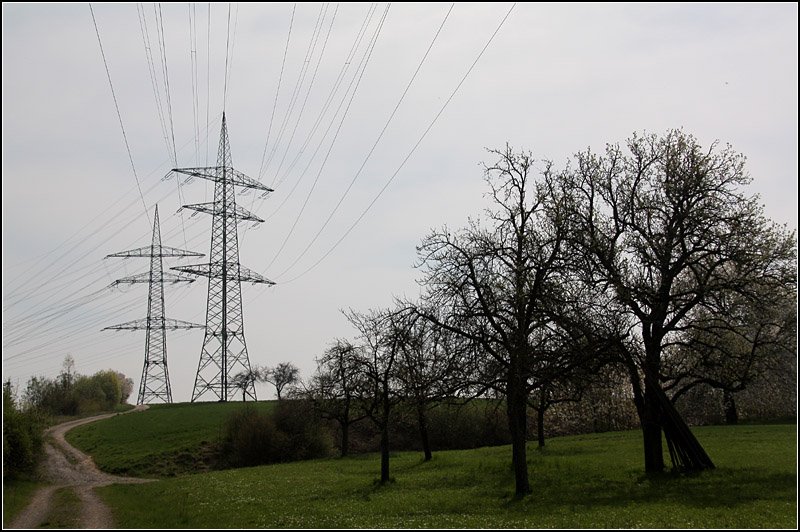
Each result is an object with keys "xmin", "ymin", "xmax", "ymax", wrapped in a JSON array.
[
  {"xmin": 171, "ymin": 263, "xmax": 275, "ymax": 284},
  {"xmin": 183, "ymin": 202, "xmax": 265, "ymax": 222},
  {"xmin": 171, "ymin": 166, "xmax": 273, "ymax": 192},
  {"xmin": 106, "ymin": 246, "xmax": 204, "ymax": 258},
  {"xmin": 112, "ymin": 272, "xmax": 197, "ymax": 285},
  {"xmin": 103, "ymin": 317, "xmax": 205, "ymax": 331}
]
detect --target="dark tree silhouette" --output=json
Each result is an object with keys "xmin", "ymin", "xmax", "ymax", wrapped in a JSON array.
[
  {"xmin": 416, "ymin": 146, "xmax": 571, "ymax": 496},
  {"xmin": 307, "ymin": 339, "xmax": 368, "ymax": 457},
  {"xmin": 263, "ymin": 362, "xmax": 300, "ymax": 401},
  {"xmin": 231, "ymin": 368, "xmax": 261, "ymax": 402},
  {"xmin": 344, "ymin": 307, "xmax": 405, "ymax": 485},
  {"xmin": 394, "ymin": 307, "xmax": 464, "ymax": 461},
  {"xmin": 563, "ymin": 129, "xmax": 796, "ymax": 473},
  {"xmin": 665, "ymin": 280, "xmax": 797, "ymax": 424}
]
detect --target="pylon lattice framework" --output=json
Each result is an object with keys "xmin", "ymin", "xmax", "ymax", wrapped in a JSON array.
[
  {"xmin": 172, "ymin": 113, "xmax": 275, "ymax": 402},
  {"xmin": 104, "ymin": 205, "xmax": 205, "ymax": 404}
]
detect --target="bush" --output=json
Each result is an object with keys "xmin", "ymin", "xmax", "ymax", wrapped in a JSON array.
[
  {"xmin": 273, "ymin": 400, "xmax": 334, "ymax": 461},
  {"xmin": 3, "ymin": 384, "xmax": 45, "ymax": 479},
  {"xmin": 221, "ymin": 401, "xmax": 333, "ymax": 468},
  {"xmin": 23, "ymin": 363, "xmax": 132, "ymax": 417}
]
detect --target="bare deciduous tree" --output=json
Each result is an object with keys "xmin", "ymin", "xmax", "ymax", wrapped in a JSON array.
[
  {"xmin": 263, "ymin": 362, "xmax": 300, "ymax": 401},
  {"xmin": 564, "ymin": 129, "xmax": 796, "ymax": 473},
  {"xmin": 306, "ymin": 339, "xmax": 368, "ymax": 457},
  {"xmin": 416, "ymin": 146, "xmax": 571, "ymax": 496}
]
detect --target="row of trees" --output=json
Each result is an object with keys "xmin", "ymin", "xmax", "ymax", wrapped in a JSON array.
[
  {"xmin": 22, "ymin": 356, "xmax": 134, "ymax": 416},
  {"xmin": 231, "ymin": 362, "xmax": 300, "ymax": 402},
  {"xmin": 4, "ymin": 357, "xmax": 136, "ymax": 479},
  {"xmin": 300, "ymin": 130, "xmax": 795, "ymax": 496}
]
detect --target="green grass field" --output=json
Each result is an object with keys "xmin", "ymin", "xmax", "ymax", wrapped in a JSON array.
[
  {"xmin": 2, "ymin": 479, "xmax": 42, "ymax": 528},
  {"xmin": 65, "ymin": 401, "xmax": 275, "ymax": 477},
  {"xmin": 92, "ymin": 423, "xmax": 796, "ymax": 528}
]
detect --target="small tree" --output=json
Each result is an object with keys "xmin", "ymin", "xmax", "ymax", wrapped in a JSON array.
[
  {"xmin": 395, "ymin": 307, "xmax": 465, "ymax": 461},
  {"xmin": 665, "ymin": 281, "xmax": 797, "ymax": 423},
  {"xmin": 232, "ymin": 368, "xmax": 262, "ymax": 402},
  {"xmin": 307, "ymin": 340, "xmax": 368, "ymax": 457},
  {"xmin": 263, "ymin": 362, "xmax": 300, "ymax": 400},
  {"xmin": 345, "ymin": 307, "xmax": 404, "ymax": 484}
]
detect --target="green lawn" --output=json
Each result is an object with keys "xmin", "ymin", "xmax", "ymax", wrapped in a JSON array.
[
  {"xmin": 38, "ymin": 487, "xmax": 82, "ymax": 529},
  {"xmin": 2, "ymin": 479, "xmax": 42, "ymax": 528},
  {"xmin": 95, "ymin": 424, "xmax": 796, "ymax": 528},
  {"xmin": 65, "ymin": 401, "xmax": 275, "ymax": 477}
]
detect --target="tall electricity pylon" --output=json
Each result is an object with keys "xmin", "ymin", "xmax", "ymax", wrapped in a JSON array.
[
  {"xmin": 171, "ymin": 113, "xmax": 275, "ymax": 402},
  {"xmin": 104, "ymin": 205, "xmax": 205, "ymax": 404}
]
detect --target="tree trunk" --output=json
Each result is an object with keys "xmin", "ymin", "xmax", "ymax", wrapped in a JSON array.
[
  {"xmin": 379, "ymin": 384, "xmax": 391, "ymax": 484},
  {"xmin": 507, "ymin": 371, "xmax": 531, "ymax": 496},
  {"xmin": 340, "ymin": 419, "xmax": 350, "ymax": 457},
  {"xmin": 537, "ymin": 403, "xmax": 546, "ymax": 448},
  {"xmin": 723, "ymin": 390, "xmax": 738, "ymax": 425},
  {"xmin": 418, "ymin": 406, "xmax": 432, "ymax": 461},
  {"xmin": 380, "ymin": 418, "xmax": 390, "ymax": 484},
  {"xmin": 536, "ymin": 386, "xmax": 547, "ymax": 448},
  {"xmin": 641, "ymin": 374, "xmax": 665, "ymax": 473}
]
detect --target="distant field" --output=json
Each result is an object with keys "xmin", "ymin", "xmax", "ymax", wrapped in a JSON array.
[
  {"xmin": 65, "ymin": 401, "xmax": 275, "ymax": 477},
  {"xmin": 95, "ymin": 424, "xmax": 797, "ymax": 528}
]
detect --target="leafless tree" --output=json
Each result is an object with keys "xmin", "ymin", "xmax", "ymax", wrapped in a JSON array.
[
  {"xmin": 344, "ymin": 307, "xmax": 405, "ymax": 485},
  {"xmin": 263, "ymin": 362, "xmax": 300, "ymax": 401},
  {"xmin": 563, "ymin": 129, "xmax": 797, "ymax": 473},
  {"xmin": 231, "ymin": 368, "xmax": 261, "ymax": 402},
  {"xmin": 306, "ymin": 339, "xmax": 369, "ymax": 456},
  {"xmin": 416, "ymin": 145, "xmax": 571, "ymax": 496}
]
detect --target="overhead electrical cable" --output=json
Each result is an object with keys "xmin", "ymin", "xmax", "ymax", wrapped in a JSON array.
[
  {"xmin": 88, "ymin": 3, "xmax": 150, "ymax": 227},
  {"xmin": 257, "ymin": 3, "xmax": 296, "ymax": 181},
  {"xmin": 276, "ymin": 3, "xmax": 517, "ymax": 284},
  {"xmin": 261, "ymin": 3, "xmax": 390, "ymax": 273},
  {"xmin": 274, "ymin": 3, "xmax": 455, "ymax": 279}
]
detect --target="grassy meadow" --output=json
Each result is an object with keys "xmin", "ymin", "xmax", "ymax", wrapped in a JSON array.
[
  {"xmin": 65, "ymin": 401, "xmax": 275, "ymax": 477},
  {"xmin": 88, "ymin": 421, "xmax": 796, "ymax": 528}
]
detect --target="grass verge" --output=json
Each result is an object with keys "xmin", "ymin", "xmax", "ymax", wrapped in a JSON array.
[
  {"xmin": 38, "ymin": 487, "xmax": 82, "ymax": 528},
  {"xmin": 96, "ymin": 424, "xmax": 796, "ymax": 528},
  {"xmin": 65, "ymin": 401, "xmax": 275, "ymax": 477},
  {"xmin": 2, "ymin": 478, "xmax": 42, "ymax": 527}
]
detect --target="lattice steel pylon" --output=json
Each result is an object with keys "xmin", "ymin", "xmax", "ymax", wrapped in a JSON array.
[
  {"xmin": 171, "ymin": 113, "xmax": 275, "ymax": 402},
  {"xmin": 104, "ymin": 205, "xmax": 205, "ymax": 404}
]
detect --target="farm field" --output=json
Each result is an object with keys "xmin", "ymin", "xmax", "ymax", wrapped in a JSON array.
[
  {"xmin": 83, "ymin": 417, "xmax": 796, "ymax": 528},
  {"xmin": 65, "ymin": 401, "xmax": 276, "ymax": 477}
]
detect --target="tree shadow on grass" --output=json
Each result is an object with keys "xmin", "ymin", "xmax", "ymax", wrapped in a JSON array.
[{"xmin": 514, "ymin": 467, "xmax": 795, "ymax": 512}]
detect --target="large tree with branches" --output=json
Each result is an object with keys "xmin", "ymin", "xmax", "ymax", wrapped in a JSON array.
[
  {"xmin": 416, "ymin": 146, "xmax": 573, "ymax": 496},
  {"xmin": 563, "ymin": 129, "xmax": 796, "ymax": 473}
]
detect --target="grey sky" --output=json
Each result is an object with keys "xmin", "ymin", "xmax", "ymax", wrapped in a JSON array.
[{"xmin": 2, "ymin": 3, "xmax": 797, "ymax": 402}]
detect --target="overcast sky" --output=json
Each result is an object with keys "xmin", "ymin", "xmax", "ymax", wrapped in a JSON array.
[{"xmin": 2, "ymin": 3, "xmax": 797, "ymax": 402}]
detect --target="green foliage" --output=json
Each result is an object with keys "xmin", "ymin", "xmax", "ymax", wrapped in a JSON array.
[
  {"xmin": 65, "ymin": 401, "xmax": 276, "ymax": 477},
  {"xmin": 221, "ymin": 400, "xmax": 333, "ymax": 467},
  {"xmin": 2, "ymin": 479, "xmax": 42, "ymax": 527},
  {"xmin": 95, "ymin": 424, "xmax": 796, "ymax": 528},
  {"xmin": 23, "ymin": 361, "xmax": 133, "ymax": 417},
  {"xmin": 2, "ymin": 383, "xmax": 45, "ymax": 479}
]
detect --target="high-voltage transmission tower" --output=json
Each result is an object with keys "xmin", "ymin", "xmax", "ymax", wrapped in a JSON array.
[
  {"xmin": 104, "ymin": 205, "xmax": 205, "ymax": 404},
  {"xmin": 171, "ymin": 113, "xmax": 275, "ymax": 402}
]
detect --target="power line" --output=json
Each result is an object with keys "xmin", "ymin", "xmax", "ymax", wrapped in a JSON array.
[
  {"xmin": 257, "ymin": 3, "xmax": 296, "ymax": 181},
  {"xmin": 274, "ymin": 3, "xmax": 455, "ymax": 279},
  {"xmin": 276, "ymin": 2, "xmax": 517, "ymax": 284},
  {"xmin": 250, "ymin": 2, "xmax": 378, "ymax": 227},
  {"xmin": 88, "ymin": 3, "xmax": 151, "ymax": 227},
  {"xmin": 262, "ymin": 3, "xmax": 390, "ymax": 273}
]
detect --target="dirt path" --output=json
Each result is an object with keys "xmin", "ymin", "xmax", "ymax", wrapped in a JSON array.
[{"xmin": 8, "ymin": 405, "xmax": 154, "ymax": 529}]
